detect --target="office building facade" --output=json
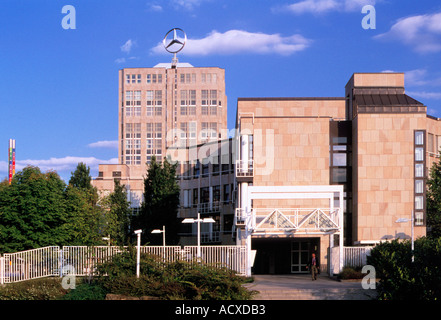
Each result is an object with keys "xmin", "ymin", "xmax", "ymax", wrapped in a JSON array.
[{"xmin": 234, "ymin": 72, "xmax": 432, "ymax": 275}]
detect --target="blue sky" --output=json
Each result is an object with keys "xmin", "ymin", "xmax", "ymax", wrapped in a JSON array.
[{"xmin": 1, "ymin": 0, "xmax": 441, "ymax": 182}]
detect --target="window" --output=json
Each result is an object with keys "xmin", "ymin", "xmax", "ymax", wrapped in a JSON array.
[
  {"xmin": 146, "ymin": 123, "xmax": 162, "ymax": 163},
  {"xmin": 428, "ymin": 133, "xmax": 434, "ymax": 154},
  {"xmin": 125, "ymin": 91, "xmax": 141, "ymax": 116},
  {"xmin": 332, "ymin": 168, "xmax": 347, "ymax": 183},
  {"xmin": 200, "ymin": 187, "xmax": 210, "ymax": 203},
  {"xmin": 213, "ymin": 185, "xmax": 220, "ymax": 202},
  {"xmin": 180, "ymin": 73, "xmax": 196, "ymax": 84},
  {"xmin": 146, "ymin": 90, "xmax": 162, "ymax": 116},
  {"xmin": 124, "ymin": 123, "xmax": 141, "ymax": 165},
  {"xmin": 193, "ymin": 189, "xmax": 198, "ymax": 207},
  {"xmin": 415, "ymin": 196, "xmax": 424, "ymax": 210},
  {"xmin": 415, "ymin": 148, "xmax": 424, "ymax": 161},
  {"xmin": 193, "ymin": 160, "xmax": 200, "ymax": 178},
  {"xmin": 201, "ymin": 122, "xmax": 217, "ymax": 140},
  {"xmin": 146, "ymin": 74, "xmax": 162, "ymax": 84},
  {"xmin": 415, "ymin": 131, "xmax": 424, "ymax": 145},
  {"xmin": 183, "ymin": 190, "xmax": 191, "ymax": 208},
  {"xmin": 126, "ymin": 74, "xmax": 141, "ymax": 84},
  {"xmin": 415, "ymin": 163, "xmax": 424, "ymax": 177},
  {"xmin": 333, "ymin": 153, "xmax": 347, "ymax": 167},
  {"xmin": 210, "ymin": 90, "xmax": 217, "ymax": 106},
  {"xmin": 201, "ymin": 90, "xmax": 209, "ymax": 106},
  {"xmin": 223, "ymin": 184, "xmax": 230, "ymax": 202},
  {"xmin": 415, "ymin": 180, "xmax": 424, "ymax": 194},
  {"xmin": 179, "ymin": 122, "xmax": 197, "ymax": 147},
  {"xmin": 201, "ymin": 73, "xmax": 217, "ymax": 84}
]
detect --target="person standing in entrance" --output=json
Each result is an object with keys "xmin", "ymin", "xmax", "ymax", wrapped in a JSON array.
[{"xmin": 307, "ymin": 253, "xmax": 319, "ymax": 281}]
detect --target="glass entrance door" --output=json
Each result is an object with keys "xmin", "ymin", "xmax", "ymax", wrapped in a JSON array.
[{"xmin": 291, "ymin": 241, "xmax": 310, "ymax": 273}]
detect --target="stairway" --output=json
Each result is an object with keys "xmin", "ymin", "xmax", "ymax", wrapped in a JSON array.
[
  {"xmin": 252, "ymin": 288, "xmax": 378, "ymax": 300},
  {"xmin": 244, "ymin": 275, "xmax": 378, "ymax": 300}
]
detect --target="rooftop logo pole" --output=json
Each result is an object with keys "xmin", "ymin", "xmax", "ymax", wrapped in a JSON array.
[{"xmin": 162, "ymin": 28, "xmax": 187, "ymax": 68}]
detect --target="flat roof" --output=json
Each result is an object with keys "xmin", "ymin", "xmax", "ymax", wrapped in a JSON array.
[{"xmin": 237, "ymin": 97, "xmax": 345, "ymax": 101}]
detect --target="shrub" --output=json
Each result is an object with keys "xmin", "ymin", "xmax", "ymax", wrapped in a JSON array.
[
  {"xmin": 0, "ymin": 278, "xmax": 67, "ymax": 300},
  {"xmin": 367, "ymin": 237, "xmax": 441, "ymax": 300},
  {"xmin": 61, "ymin": 282, "xmax": 107, "ymax": 300},
  {"xmin": 338, "ymin": 267, "xmax": 364, "ymax": 280},
  {"xmin": 93, "ymin": 249, "xmax": 256, "ymax": 300}
]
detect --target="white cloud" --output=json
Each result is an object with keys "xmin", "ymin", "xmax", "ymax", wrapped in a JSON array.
[
  {"xmin": 114, "ymin": 58, "xmax": 126, "ymax": 64},
  {"xmin": 171, "ymin": 0, "xmax": 207, "ymax": 11},
  {"xmin": 404, "ymin": 69, "xmax": 429, "ymax": 87},
  {"xmin": 406, "ymin": 91, "xmax": 441, "ymax": 100},
  {"xmin": 274, "ymin": 0, "xmax": 376, "ymax": 15},
  {"xmin": 0, "ymin": 157, "xmax": 119, "ymax": 178},
  {"xmin": 149, "ymin": 4, "xmax": 163, "ymax": 12},
  {"xmin": 88, "ymin": 140, "xmax": 118, "ymax": 149},
  {"xmin": 382, "ymin": 68, "xmax": 441, "ymax": 88},
  {"xmin": 151, "ymin": 30, "xmax": 312, "ymax": 56},
  {"xmin": 121, "ymin": 39, "xmax": 136, "ymax": 54},
  {"xmin": 375, "ymin": 12, "xmax": 441, "ymax": 53}
]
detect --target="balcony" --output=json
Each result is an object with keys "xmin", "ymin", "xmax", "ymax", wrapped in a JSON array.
[
  {"xmin": 234, "ymin": 208, "xmax": 248, "ymax": 227},
  {"xmin": 198, "ymin": 201, "xmax": 221, "ymax": 214},
  {"xmin": 235, "ymin": 160, "xmax": 253, "ymax": 181}
]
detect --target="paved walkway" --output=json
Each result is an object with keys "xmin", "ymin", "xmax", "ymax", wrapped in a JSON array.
[{"xmin": 244, "ymin": 274, "xmax": 378, "ymax": 300}]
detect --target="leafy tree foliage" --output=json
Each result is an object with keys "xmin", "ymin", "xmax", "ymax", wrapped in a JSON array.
[
  {"xmin": 0, "ymin": 164, "xmax": 105, "ymax": 253},
  {"xmin": 368, "ymin": 237, "xmax": 441, "ymax": 300},
  {"xmin": 134, "ymin": 156, "xmax": 180, "ymax": 245},
  {"xmin": 68, "ymin": 162, "xmax": 92, "ymax": 190},
  {"xmin": 0, "ymin": 167, "xmax": 70, "ymax": 253},
  {"xmin": 427, "ymin": 157, "xmax": 441, "ymax": 238},
  {"xmin": 103, "ymin": 179, "xmax": 131, "ymax": 246}
]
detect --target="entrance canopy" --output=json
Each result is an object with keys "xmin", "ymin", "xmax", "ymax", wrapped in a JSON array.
[
  {"xmin": 239, "ymin": 185, "xmax": 344, "ymax": 276},
  {"xmin": 244, "ymin": 185, "xmax": 343, "ymax": 236}
]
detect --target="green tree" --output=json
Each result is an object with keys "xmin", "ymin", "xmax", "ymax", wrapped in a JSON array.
[
  {"xmin": 104, "ymin": 179, "xmax": 131, "ymax": 246},
  {"xmin": 135, "ymin": 156, "xmax": 180, "ymax": 245},
  {"xmin": 68, "ymin": 162, "xmax": 92, "ymax": 190},
  {"xmin": 0, "ymin": 166, "xmax": 70, "ymax": 253},
  {"xmin": 65, "ymin": 162, "xmax": 104, "ymax": 246},
  {"xmin": 426, "ymin": 155, "xmax": 441, "ymax": 238}
]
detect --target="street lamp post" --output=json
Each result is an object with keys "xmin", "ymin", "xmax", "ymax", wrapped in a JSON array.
[
  {"xmin": 396, "ymin": 210, "xmax": 415, "ymax": 262},
  {"xmin": 182, "ymin": 213, "xmax": 215, "ymax": 260},
  {"xmin": 151, "ymin": 226, "xmax": 166, "ymax": 247},
  {"xmin": 134, "ymin": 229, "xmax": 143, "ymax": 278}
]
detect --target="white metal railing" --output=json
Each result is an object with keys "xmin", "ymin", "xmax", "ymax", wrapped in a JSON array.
[
  {"xmin": 235, "ymin": 208, "xmax": 247, "ymax": 225},
  {"xmin": 1, "ymin": 246, "xmax": 60, "ymax": 284},
  {"xmin": 344, "ymin": 246, "xmax": 373, "ymax": 267},
  {"xmin": 242, "ymin": 208, "xmax": 340, "ymax": 233},
  {"xmin": 1, "ymin": 245, "xmax": 247, "ymax": 283},
  {"xmin": 200, "ymin": 231, "xmax": 220, "ymax": 243},
  {"xmin": 235, "ymin": 160, "xmax": 253, "ymax": 178},
  {"xmin": 198, "ymin": 201, "xmax": 221, "ymax": 213}
]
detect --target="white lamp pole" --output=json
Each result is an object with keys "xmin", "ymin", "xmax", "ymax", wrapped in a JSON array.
[
  {"xmin": 182, "ymin": 213, "xmax": 215, "ymax": 260},
  {"xmin": 151, "ymin": 226, "xmax": 166, "ymax": 247},
  {"xmin": 395, "ymin": 210, "xmax": 414, "ymax": 262},
  {"xmin": 134, "ymin": 229, "xmax": 143, "ymax": 278}
]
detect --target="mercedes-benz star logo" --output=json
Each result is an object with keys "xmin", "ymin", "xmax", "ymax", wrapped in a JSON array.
[{"xmin": 163, "ymin": 28, "xmax": 187, "ymax": 54}]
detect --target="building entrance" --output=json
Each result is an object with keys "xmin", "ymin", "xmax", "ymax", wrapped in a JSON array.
[{"xmin": 252, "ymin": 238, "xmax": 320, "ymax": 274}]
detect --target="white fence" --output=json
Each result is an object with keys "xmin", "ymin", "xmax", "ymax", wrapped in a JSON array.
[
  {"xmin": 343, "ymin": 246, "xmax": 373, "ymax": 267},
  {"xmin": 1, "ymin": 245, "xmax": 247, "ymax": 284},
  {"xmin": 330, "ymin": 246, "xmax": 373, "ymax": 275}
]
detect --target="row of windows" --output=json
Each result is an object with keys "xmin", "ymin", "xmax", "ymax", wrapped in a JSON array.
[
  {"xmin": 125, "ymin": 73, "xmax": 219, "ymax": 85},
  {"xmin": 414, "ymin": 130, "xmax": 425, "ymax": 226},
  {"xmin": 125, "ymin": 90, "xmax": 222, "ymax": 107},
  {"xmin": 427, "ymin": 133, "xmax": 441, "ymax": 155},
  {"xmin": 182, "ymin": 184, "xmax": 235, "ymax": 208},
  {"xmin": 124, "ymin": 122, "xmax": 218, "ymax": 140}
]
